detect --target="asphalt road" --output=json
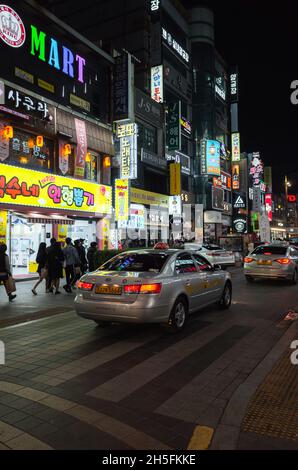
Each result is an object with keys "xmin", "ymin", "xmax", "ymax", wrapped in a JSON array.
[{"xmin": 0, "ymin": 268, "xmax": 296, "ymax": 449}]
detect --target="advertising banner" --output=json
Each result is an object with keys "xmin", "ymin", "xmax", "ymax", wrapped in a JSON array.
[
  {"xmin": 170, "ymin": 162, "xmax": 181, "ymax": 195},
  {"xmin": 259, "ymin": 212, "xmax": 271, "ymax": 242},
  {"xmin": 130, "ymin": 188, "xmax": 169, "ymax": 207},
  {"xmin": 265, "ymin": 194, "xmax": 273, "ymax": 222},
  {"xmin": 231, "ymin": 133, "xmax": 241, "ymax": 162},
  {"xmin": 74, "ymin": 118, "xmax": 87, "ymax": 179},
  {"xmin": 0, "ymin": 163, "xmax": 112, "ymax": 214},
  {"xmin": 232, "ymin": 164, "xmax": 240, "ymax": 189},
  {"xmin": 201, "ymin": 140, "xmax": 220, "ymax": 176},
  {"xmin": 117, "ymin": 122, "xmax": 138, "ymax": 180},
  {"xmin": 115, "ymin": 179, "xmax": 129, "ymax": 222},
  {"xmin": 169, "ymin": 195, "xmax": 182, "ymax": 216}
]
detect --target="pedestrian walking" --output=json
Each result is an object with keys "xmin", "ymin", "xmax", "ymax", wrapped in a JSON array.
[
  {"xmin": 47, "ymin": 241, "xmax": 64, "ymax": 295},
  {"xmin": 0, "ymin": 243, "xmax": 16, "ymax": 302},
  {"xmin": 63, "ymin": 237, "xmax": 80, "ymax": 293},
  {"xmin": 32, "ymin": 242, "xmax": 48, "ymax": 295},
  {"xmin": 74, "ymin": 239, "xmax": 88, "ymax": 274},
  {"xmin": 87, "ymin": 242, "xmax": 98, "ymax": 272}
]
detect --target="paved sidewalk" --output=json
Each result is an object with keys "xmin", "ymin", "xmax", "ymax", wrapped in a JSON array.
[
  {"xmin": 0, "ymin": 280, "xmax": 75, "ymax": 327},
  {"xmin": 210, "ymin": 319, "xmax": 298, "ymax": 450}
]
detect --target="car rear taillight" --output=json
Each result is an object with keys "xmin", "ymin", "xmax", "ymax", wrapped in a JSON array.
[
  {"xmin": 124, "ymin": 283, "xmax": 162, "ymax": 294},
  {"xmin": 244, "ymin": 257, "xmax": 254, "ymax": 263},
  {"xmin": 275, "ymin": 258, "xmax": 291, "ymax": 265},
  {"xmin": 77, "ymin": 281, "xmax": 94, "ymax": 291},
  {"xmin": 264, "ymin": 252, "xmax": 272, "ymax": 255}
]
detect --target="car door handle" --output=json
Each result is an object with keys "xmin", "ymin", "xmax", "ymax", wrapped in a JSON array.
[{"xmin": 185, "ymin": 280, "xmax": 191, "ymax": 286}]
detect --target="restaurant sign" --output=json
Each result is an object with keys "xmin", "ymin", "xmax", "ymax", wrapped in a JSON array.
[{"xmin": 0, "ymin": 163, "xmax": 111, "ymax": 214}]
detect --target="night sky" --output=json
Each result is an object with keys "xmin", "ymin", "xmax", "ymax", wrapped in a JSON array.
[{"xmin": 183, "ymin": 0, "xmax": 298, "ymax": 193}]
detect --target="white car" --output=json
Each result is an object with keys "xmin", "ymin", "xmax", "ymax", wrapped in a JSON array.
[{"xmin": 183, "ymin": 243, "xmax": 236, "ymax": 269}]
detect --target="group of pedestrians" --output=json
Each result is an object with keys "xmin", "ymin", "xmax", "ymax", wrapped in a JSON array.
[
  {"xmin": 0, "ymin": 238, "xmax": 99, "ymax": 301},
  {"xmin": 32, "ymin": 237, "xmax": 90, "ymax": 295}
]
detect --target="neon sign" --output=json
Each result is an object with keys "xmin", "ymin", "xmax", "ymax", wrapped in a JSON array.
[{"xmin": 30, "ymin": 25, "xmax": 86, "ymax": 84}]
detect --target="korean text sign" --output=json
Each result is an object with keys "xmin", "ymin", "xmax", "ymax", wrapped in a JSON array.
[{"xmin": 0, "ymin": 163, "xmax": 111, "ymax": 214}]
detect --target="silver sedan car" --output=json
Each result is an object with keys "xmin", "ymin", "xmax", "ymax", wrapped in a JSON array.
[
  {"xmin": 74, "ymin": 249, "xmax": 232, "ymax": 332},
  {"xmin": 244, "ymin": 244, "xmax": 298, "ymax": 283}
]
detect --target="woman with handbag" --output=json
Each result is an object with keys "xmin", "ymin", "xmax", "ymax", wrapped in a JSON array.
[
  {"xmin": 0, "ymin": 243, "xmax": 16, "ymax": 302},
  {"xmin": 32, "ymin": 242, "xmax": 48, "ymax": 295}
]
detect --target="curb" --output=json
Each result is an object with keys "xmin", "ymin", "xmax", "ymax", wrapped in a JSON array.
[{"xmin": 210, "ymin": 320, "xmax": 298, "ymax": 449}]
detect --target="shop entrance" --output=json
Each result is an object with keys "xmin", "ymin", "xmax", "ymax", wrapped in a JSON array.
[
  {"xmin": 67, "ymin": 219, "xmax": 97, "ymax": 248},
  {"xmin": 9, "ymin": 214, "xmax": 46, "ymax": 277}
]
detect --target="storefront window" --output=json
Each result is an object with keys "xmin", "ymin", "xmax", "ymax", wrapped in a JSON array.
[{"xmin": 4, "ymin": 128, "xmax": 53, "ymax": 171}]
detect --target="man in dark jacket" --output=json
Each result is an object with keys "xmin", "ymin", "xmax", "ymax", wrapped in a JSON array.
[{"xmin": 87, "ymin": 242, "xmax": 98, "ymax": 272}]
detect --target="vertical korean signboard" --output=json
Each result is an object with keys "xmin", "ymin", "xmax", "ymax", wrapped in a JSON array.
[
  {"xmin": 166, "ymin": 101, "xmax": 181, "ymax": 151},
  {"xmin": 231, "ymin": 133, "xmax": 241, "ymax": 162},
  {"xmin": 117, "ymin": 122, "xmax": 138, "ymax": 180},
  {"xmin": 113, "ymin": 53, "xmax": 130, "ymax": 121},
  {"xmin": 74, "ymin": 118, "xmax": 87, "ymax": 179},
  {"xmin": 200, "ymin": 140, "xmax": 220, "ymax": 176},
  {"xmin": 115, "ymin": 179, "xmax": 129, "ymax": 222},
  {"xmin": 169, "ymin": 162, "xmax": 181, "ymax": 195},
  {"xmin": 151, "ymin": 65, "xmax": 163, "ymax": 103}
]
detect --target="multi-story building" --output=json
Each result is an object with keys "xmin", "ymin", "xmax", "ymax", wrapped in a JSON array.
[{"xmin": 0, "ymin": 1, "xmax": 114, "ymax": 277}]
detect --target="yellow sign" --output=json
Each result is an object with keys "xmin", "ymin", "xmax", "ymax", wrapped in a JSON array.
[
  {"xmin": 38, "ymin": 78, "xmax": 55, "ymax": 93},
  {"xmin": 57, "ymin": 225, "xmax": 67, "ymax": 245},
  {"xmin": 130, "ymin": 188, "xmax": 169, "ymax": 207},
  {"xmin": 115, "ymin": 179, "xmax": 129, "ymax": 221},
  {"xmin": 0, "ymin": 210, "xmax": 7, "ymax": 243},
  {"xmin": 170, "ymin": 162, "xmax": 181, "ymax": 195},
  {"xmin": 70, "ymin": 94, "xmax": 91, "ymax": 112},
  {"xmin": 0, "ymin": 163, "xmax": 111, "ymax": 214}
]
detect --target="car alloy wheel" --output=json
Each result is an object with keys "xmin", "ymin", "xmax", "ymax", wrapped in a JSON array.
[
  {"xmin": 219, "ymin": 283, "xmax": 232, "ymax": 309},
  {"xmin": 164, "ymin": 298, "xmax": 188, "ymax": 333},
  {"xmin": 174, "ymin": 302, "xmax": 186, "ymax": 329}
]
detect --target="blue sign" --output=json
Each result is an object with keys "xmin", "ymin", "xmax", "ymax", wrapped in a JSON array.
[{"xmin": 206, "ymin": 140, "xmax": 220, "ymax": 176}]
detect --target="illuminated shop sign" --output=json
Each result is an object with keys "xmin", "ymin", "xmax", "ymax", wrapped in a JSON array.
[
  {"xmin": 250, "ymin": 152, "xmax": 264, "ymax": 187},
  {"xmin": 151, "ymin": 65, "xmax": 163, "ymax": 103},
  {"xmin": 231, "ymin": 133, "xmax": 241, "ymax": 162},
  {"xmin": 150, "ymin": 0, "xmax": 160, "ymax": 12},
  {"xmin": 5, "ymin": 87, "xmax": 51, "ymax": 118},
  {"xmin": 200, "ymin": 139, "xmax": 220, "ymax": 176},
  {"xmin": 162, "ymin": 27, "xmax": 189, "ymax": 64},
  {"xmin": 166, "ymin": 101, "xmax": 181, "ymax": 151},
  {"xmin": 229, "ymin": 67, "xmax": 239, "ymax": 102},
  {"xmin": 180, "ymin": 116, "xmax": 191, "ymax": 135},
  {"xmin": 288, "ymin": 195, "xmax": 297, "ymax": 203},
  {"xmin": 117, "ymin": 122, "xmax": 138, "ymax": 180},
  {"xmin": 233, "ymin": 217, "xmax": 247, "ymax": 234},
  {"xmin": 0, "ymin": 2, "xmax": 108, "ymax": 121},
  {"xmin": 265, "ymin": 194, "xmax": 272, "ymax": 222},
  {"xmin": 215, "ymin": 77, "xmax": 226, "ymax": 101},
  {"xmin": 213, "ymin": 171, "xmax": 232, "ymax": 191},
  {"xmin": 115, "ymin": 178, "xmax": 129, "ymax": 221},
  {"xmin": 232, "ymin": 164, "xmax": 240, "ymax": 190},
  {"xmin": 0, "ymin": 163, "xmax": 112, "ymax": 213}
]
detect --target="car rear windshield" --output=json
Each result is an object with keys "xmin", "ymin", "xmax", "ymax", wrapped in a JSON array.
[
  {"xmin": 98, "ymin": 253, "xmax": 169, "ymax": 272},
  {"xmin": 253, "ymin": 246, "xmax": 287, "ymax": 255},
  {"xmin": 203, "ymin": 245, "xmax": 222, "ymax": 251}
]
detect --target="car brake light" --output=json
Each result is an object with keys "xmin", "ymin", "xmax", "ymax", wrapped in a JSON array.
[
  {"xmin": 275, "ymin": 258, "xmax": 291, "ymax": 265},
  {"xmin": 124, "ymin": 283, "xmax": 162, "ymax": 294},
  {"xmin": 264, "ymin": 252, "xmax": 272, "ymax": 255},
  {"xmin": 77, "ymin": 281, "xmax": 94, "ymax": 291},
  {"xmin": 244, "ymin": 257, "xmax": 254, "ymax": 263}
]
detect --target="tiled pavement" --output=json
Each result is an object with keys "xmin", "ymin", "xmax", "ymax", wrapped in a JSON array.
[{"xmin": 0, "ymin": 270, "xmax": 297, "ymax": 450}]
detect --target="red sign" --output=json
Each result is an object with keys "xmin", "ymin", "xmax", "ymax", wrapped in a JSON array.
[
  {"xmin": 265, "ymin": 194, "xmax": 272, "ymax": 222},
  {"xmin": 74, "ymin": 118, "xmax": 87, "ymax": 179},
  {"xmin": 287, "ymin": 195, "xmax": 297, "ymax": 203}
]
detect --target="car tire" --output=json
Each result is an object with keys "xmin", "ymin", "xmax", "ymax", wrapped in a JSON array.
[
  {"xmin": 245, "ymin": 275, "xmax": 254, "ymax": 283},
  {"xmin": 218, "ymin": 282, "xmax": 232, "ymax": 309},
  {"xmin": 163, "ymin": 297, "xmax": 188, "ymax": 333},
  {"xmin": 290, "ymin": 269, "xmax": 298, "ymax": 285},
  {"xmin": 94, "ymin": 320, "xmax": 112, "ymax": 327}
]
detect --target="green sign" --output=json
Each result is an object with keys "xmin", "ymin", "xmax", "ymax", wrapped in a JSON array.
[{"xmin": 166, "ymin": 101, "xmax": 181, "ymax": 151}]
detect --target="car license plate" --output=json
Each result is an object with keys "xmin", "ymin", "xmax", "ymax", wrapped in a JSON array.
[
  {"xmin": 257, "ymin": 260, "xmax": 272, "ymax": 266},
  {"xmin": 95, "ymin": 285, "xmax": 122, "ymax": 295}
]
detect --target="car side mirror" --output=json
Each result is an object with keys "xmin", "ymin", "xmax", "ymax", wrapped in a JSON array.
[{"xmin": 213, "ymin": 264, "xmax": 222, "ymax": 271}]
